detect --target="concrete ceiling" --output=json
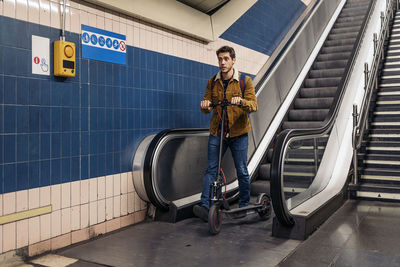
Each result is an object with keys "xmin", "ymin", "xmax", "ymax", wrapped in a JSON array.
[{"xmin": 177, "ymin": 0, "xmax": 229, "ymax": 14}]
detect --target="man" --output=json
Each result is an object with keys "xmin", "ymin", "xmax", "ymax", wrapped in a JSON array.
[{"xmin": 193, "ymin": 46, "xmax": 258, "ymax": 222}]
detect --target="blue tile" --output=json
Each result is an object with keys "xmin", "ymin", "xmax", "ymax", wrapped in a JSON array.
[
  {"xmin": 51, "ymin": 133, "xmax": 61, "ymax": 158},
  {"xmin": 133, "ymin": 68, "xmax": 140, "ymax": 88},
  {"xmin": 121, "ymin": 130, "xmax": 127, "ymax": 148},
  {"xmin": 40, "ymin": 107, "xmax": 51, "ymax": 132},
  {"xmin": 81, "ymin": 84, "xmax": 88, "ymax": 107},
  {"xmin": 113, "ymin": 152, "xmax": 120, "ymax": 173},
  {"xmin": 121, "ymin": 66, "xmax": 127, "ymax": 86},
  {"xmin": 120, "ymin": 87, "xmax": 127, "ymax": 108},
  {"xmin": 105, "ymin": 131, "xmax": 113, "ymax": 153},
  {"xmin": 16, "ymin": 77, "xmax": 29, "ymax": 105},
  {"xmin": 98, "ymin": 108, "xmax": 105, "ymax": 131},
  {"xmin": 0, "ymin": 75, "xmax": 3, "ymax": 104},
  {"xmin": 89, "ymin": 84, "xmax": 98, "ymax": 107},
  {"xmin": 51, "ymin": 159, "xmax": 61, "ymax": 185},
  {"xmin": 89, "ymin": 155, "xmax": 98, "ymax": 178},
  {"xmin": 3, "ymin": 47, "xmax": 17, "ymax": 76},
  {"xmin": 16, "ymin": 162, "xmax": 29, "ymax": 190},
  {"xmin": 127, "ymin": 68, "xmax": 134, "ymax": 87},
  {"xmin": 29, "ymin": 161, "xmax": 40, "ymax": 188},
  {"xmin": 62, "ymin": 107, "xmax": 71, "ymax": 132},
  {"xmin": 127, "ymin": 47, "xmax": 134, "ymax": 67},
  {"xmin": 0, "ymin": 45, "xmax": 3, "ymax": 74},
  {"xmin": 105, "ymin": 64, "xmax": 113, "ymax": 86},
  {"xmin": 71, "ymin": 156, "xmax": 80, "ymax": 181},
  {"xmin": 0, "ymin": 135, "xmax": 3, "ymax": 164},
  {"xmin": 90, "ymin": 108, "xmax": 97, "ymax": 131},
  {"xmin": 113, "ymin": 86, "xmax": 121, "ymax": 108},
  {"xmin": 40, "ymin": 133, "xmax": 50, "ymax": 160},
  {"xmin": 16, "ymin": 106, "xmax": 29, "ymax": 133},
  {"xmin": 97, "ymin": 85, "xmax": 105, "ymax": 107},
  {"xmin": 121, "ymin": 109, "xmax": 127, "ymax": 130},
  {"xmin": 105, "ymin": 153, "xmax": 113, "ymax": 175},
  {"xmin": 62, "ymin": 82, "xmax": 72, "ymax": 106},
  {"xmin": 4, "ymin": 163, "xmax": 16, "ymax": 193},
  {"xmin": 4, "ymin": 76, "xmax": 16, "ymax": 104},
  {"xmin": 29, "ymin": 78, "xmax": 41, "ymax": 105},
  {"xmin": 4, "ymin": 105, "xmax": 16, "ymax": 133},
  {"xmin": 113, "ymin": 131, "xmax": 121, "ymax": 152},
  {"xmin": 113, "ymin": 109, "xmax": 120, "ymax": 129},
  {"xmin": 40, "ymin": 80, "xmax": 51, "ymax": 105},
  {"xmin": 81, "ymin": 155, "xmax": 89, "ymax": 179},
  {"xmin": 4, "ymin": 135, "xmax": 16, "ymax": 163},
  {"xmin": 98, "ymin": 154, "xmax": 105, "ymax": 177},
  {"xmin": 81, "ymin": 59, "xmax": 89, "ymax": 84},
  {"xmin": 71, "ymin": 108, "xmax": 80, "ymax": 131},
  {"xmin": 51, "ymin": 107, "xmax": 62, "ymax": 132},
  {"xmin": 71, "ymin": 84, "xmax": 79, "ymax": 107},
  {"xmin": 89, "ymin": 132, "xmax": 98, "ymax": 154},
  {"xmin": 29, "ymin": 106, "xmax": 40, "ymax": 133},
  {"xmin": 61, "ymin": 132, "xmax": 71, "ymax": 158},
  {"xmin": 40, "ymin": 160, "xmax": 51, "ymax": 186},
  {"xmin": 29, "ymin": 134, "xmax": 39, "ymax": 161},
  {"xmin": 0, "ymin": 165, "xmax": 3, "ymax": 194},
  {"xmin": 81, "ymin": 108, "xmax": 88, "ymax": 131},
  {"xmin": 81, "ymin": 132, "xmax": 89, "ymax": 155},
  {"xmin": 71, "ymin": 132, "xmax": 79, "ymax": 156},
  {"xmin": 98, "ymin": 62, "xmax": 106, "ymax": 85},
  {"xmin": 16, "ymin": 20, "xmax": 29, "ymax": 49},
  {"xmin": 61, "ymin": 158, "xmax": 71, "ymax": 183},
  {"xmin": 140, "ymin": 70, "xmax": 147, "ymax": 89},
  {"xmin": 113, "ymin": 65, "xmax": 121, "ymax": 86},
  {"xmin": 51, "ymin": 82, "xmax": 62, "ymax": 106},
  {"xmin": 17, "ymin": 134, "xmax": 29, "ymax": 162},
  {"xmin": 98, "ymin": 131, "xmax": 105, "ymax": 154},
  {"xmin": 105, "ymin": 87, "xmax": 113, "ymax": 108},
  {"xmin": 89, "ymin": 61, "xmax": 98, "ymax": 84}
]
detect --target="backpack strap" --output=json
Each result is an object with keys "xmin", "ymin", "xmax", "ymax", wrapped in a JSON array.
[
  {"xmin": 239, "ymin": 73, "xmax": 246, "ymax": 98},
  {"xmin": 211, "ymin": 75, "xmax": 217, "ymax": 91}
]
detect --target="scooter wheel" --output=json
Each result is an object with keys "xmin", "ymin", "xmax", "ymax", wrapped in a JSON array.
[
  {"xmin": 257, "ymin": 194, "xmax": 272, "ymax": 220},
  {"xmin": 208, "ymin": 204, "xmax": 222, "ymax": 234}
]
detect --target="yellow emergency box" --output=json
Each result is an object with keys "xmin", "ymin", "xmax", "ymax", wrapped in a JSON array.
[{"xmin": 54, "ymin": 40, "xmax": 76, "ymax": 77}]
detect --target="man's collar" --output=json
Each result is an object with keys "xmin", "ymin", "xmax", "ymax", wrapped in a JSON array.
[{"xmin": 214, "ymin": 68, "xmax": 239, "ymax": 81}]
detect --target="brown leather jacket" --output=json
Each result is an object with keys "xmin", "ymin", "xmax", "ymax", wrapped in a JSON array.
[{"xmin": 201, "ymin": 70, "xmax": 258, "ymax": 137}]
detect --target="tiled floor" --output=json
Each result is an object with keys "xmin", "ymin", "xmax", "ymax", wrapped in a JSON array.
[
  {"xmin": 279, "ymin": 200, "xmax": 400, "ymax": 266},
  {"xmin": 27, "ymin": 200, "xmax": 400, "ymax": 267}
]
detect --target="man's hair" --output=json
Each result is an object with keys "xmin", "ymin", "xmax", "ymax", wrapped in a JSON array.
[{"xmin": 216, "ymin": 46, "xmax": 236, "ymax": 59}]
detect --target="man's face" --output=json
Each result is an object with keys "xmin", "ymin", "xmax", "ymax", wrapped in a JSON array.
[{"xmin": 217, "ymin": 52, "xmax": 236, "ymax": 74}]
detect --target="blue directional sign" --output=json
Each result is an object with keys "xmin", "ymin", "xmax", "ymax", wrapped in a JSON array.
[{"xmin": 81, "ymin": 25, "xmax": 126, "ymax": 65}]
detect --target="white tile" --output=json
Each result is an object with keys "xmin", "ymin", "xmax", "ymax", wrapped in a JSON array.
[
  {"xmin": 70, "ymin": 7, "xmax": 80, "ymax": 33},
  {"xmin": 0, "ymin": 195, "xmax": 3, "ymax": 216},
  {"xmin": 3, "ymin": 222, "xmax": 16, "ymax": 252},
  {"xmin": 105, "ymin": 197, "xmax": 113, "ymax": 220},
  {"xmin": 71, "ymin": 206, "xmax": 80, "ymax": 231},
  {"xmin": 97, "ymin": 176, "xmax": 105, "ymax": 200},
  {"xmin": 64, "ymin": 4, "xmax": 71, "ymax": 33},
  {"xmin": 51, "ymin": 184, "xmax": 61, "ymax": 211},
  {"xmin": 126, "ymin": 24, "xmax": 133, "ymax": 47},
  {"xmin": 0, "ymin": 0, "xmax": 3, "ymax": 16},
  {"xmin": 119, "ymin": 13, "xmax": 127, "ymax": 24},
  {"xmin": 80, "ymin": 179, "xmax": 89, "ymax": 204},
  {"xmin": 96, "ymin": 14, "xmax": 104, "ymax": 29},
  {"xmin": 40, "ymin": 0, "xmax": 51, "ymax": 27},
  {"xmin": 94, "ymin": 5, "xmax": 104, "ymax": 17},
  {"xmin": 97, "ymin": 199, "xmax": 105, "ymax": 223},
  {"xmin": 89, "ymin": 178, "xmax": 97, "ymax": 202},
  {"xmin": 121, "ymin": 194, "xmax": 127, "ymax": 216},
  {"xmin": 61, "ymin": 183, "xmax": 71, "ymax": 209},
  {"xmin": 140, "ymin": 197, "xmax": 147, "ymax": 210},
  {"xmin": 127, "ymin": 172, "xmax": 134, "ymax": 193},
  {"xmin": 50, "ymin": 1, "xmax": 60, "ymax": 29},
  {"xmin": 3, "ymin": 192, "xmax": 16, "ymax": 215},
  {"xmin": 134, "ymin": 193, "xmax": 141, "ymax": 212},
  {"xmin": 105, "ymin": 17, "xmax": 112, "ymax": 31},
  {"xmin": 71, "ymin": 181, "xmax": 80, "ymax": 207},
  {"xmin": 61, "ymin": 208, "xmax": 71, "ymax": 234},
  {"xmin": 88, "ymin": 12, "xmax": 96, "ymax": 27},
  {"xmin": 0, "ymin": 225, "xmax": 2, "ymax": 253},
  {"xmin": 104, "ymin": 9, "xmax": 112, "ymax": 19},
  {"xmin": 119, "ymin": 21, "xmax": 126, "ymax": 35},
  {"xmin": 79, "ymin": 9, "xmax": 88, "ymax": 27},
  {"xmin": 29, "ymin": 188, "xmax": 40, "ymax": 209},
  {"xmin": 28, "ymin": 217, "xmax": 40, "ymax": 244},
  {"xmin": 40, "ymin": 214, "xmax": 51, "ymax": 241},
  {"xmin": 16, "ymin": 0, "xmax": 28, "ymax": 21},
  {"xmin": 112, "ymin": 10, "xmax": 119, "ymax": 22},
  {"xmin": 3, "ymin": 0, "xmax": 16, "ymax": 18},
  {"xmin": 113, "ymin": 174, "xmax": 120, "ymax": 197},
  {"xmin": 112, "ymin": 18, "xmax": 119, "ymax": 33},
  {"xmin": 16, "ymin": 219, "xmax": 28, "ymax": 248},
  {"xmin": 40, "ymin": 186, "xmax": 51, "ymax": 207},
  {"xmin": 89, "ymin": 201, "xmax": 97, "ymax": 226},
  {"xmin": 80, "ymin": 203, "xmax": 89, "ymax": 229},
  {"xmin": 16, "ymin": 190, "xmax": 28, "ymax": 212},
  {"xmin": 127, "ymin": 192, "xmax": 134, "ymax": 214},
  {"xmin": 105, "ymin": 175, "xmax": 113, "ymax": 198},
  {"xmin": 133, "ymin": 26, "xmax": 140, "ymax": 48},
  {"xmin": 121, "ymin": 173, "xmax": 128, "ymax": 194},
  {"xmin": 51, "ymin": 209, "xmax": 61, "ymax": 238},
  {"xmin": 113, "ymin": 196, "xmax": 120, "ymax": 218}
]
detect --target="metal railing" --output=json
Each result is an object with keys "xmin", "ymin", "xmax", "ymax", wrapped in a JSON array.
[{"xmin": 352, "ymin": 0, "xmax": 398, "ymax": 185}]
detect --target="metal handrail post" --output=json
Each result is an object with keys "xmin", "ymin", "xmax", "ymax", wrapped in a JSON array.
[{"xmin": 352, "ymin": 104, "xmax": 359, "ymax": 185}]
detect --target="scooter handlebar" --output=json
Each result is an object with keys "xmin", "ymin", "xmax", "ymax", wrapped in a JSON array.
[{"xmin": 209, "ymin": 100, "xmax": 242, "ymax": 108}]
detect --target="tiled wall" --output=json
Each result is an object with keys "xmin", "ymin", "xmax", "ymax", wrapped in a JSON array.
[{"xmin": 0, "ymin": 0, "xmax": 306, "ymax": 257}]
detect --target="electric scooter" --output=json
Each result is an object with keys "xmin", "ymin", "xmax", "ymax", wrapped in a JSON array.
[{"xmin": 207, "ymin": 100, "xmax": 271, "ymax": 235}]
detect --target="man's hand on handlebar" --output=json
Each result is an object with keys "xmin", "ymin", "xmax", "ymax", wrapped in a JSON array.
[
  {"xmin": 201, "ymin": 100, "xmax": 212, "ymax": 112},
  {"xmin": 231, "ymin": 97, "xmax": 242, "ymax": 106}
]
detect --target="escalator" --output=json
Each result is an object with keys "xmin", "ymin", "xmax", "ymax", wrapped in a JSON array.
[
  {"xmin": 253, "ymin": 0, "xmax": 372, "ymax": 199},
  {"xmin": 132, "ymin": 0, "xmax": 383, "ymax": 230}
]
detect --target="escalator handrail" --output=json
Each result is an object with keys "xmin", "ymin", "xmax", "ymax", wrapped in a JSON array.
[{"xmin": 270, "ymin": 0, "xmax": 378, "ymax": 227}]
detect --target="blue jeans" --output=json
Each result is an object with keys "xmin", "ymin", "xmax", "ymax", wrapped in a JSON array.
[{"xmin": 200, "ymin": 133, "xmax": 250, "ymax": 209}]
